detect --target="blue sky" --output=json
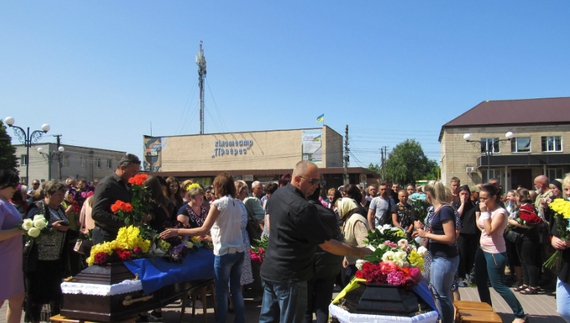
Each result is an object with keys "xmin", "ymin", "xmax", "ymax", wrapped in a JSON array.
[{"xmin": 2, "ymin": 1, "xmax": 569, "ymax": 168}]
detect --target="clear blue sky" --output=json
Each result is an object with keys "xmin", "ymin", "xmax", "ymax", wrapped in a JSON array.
[{"xmin": 2, "ymin": 1, "xmax": 569, "ymax": 168}]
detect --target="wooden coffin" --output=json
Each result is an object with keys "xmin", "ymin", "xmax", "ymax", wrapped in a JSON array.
[{"xmin": 61, "ymin": 263, "xmax": 195, "ymax": 322}]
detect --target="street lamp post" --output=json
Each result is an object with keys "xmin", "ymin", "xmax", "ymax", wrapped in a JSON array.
[
  {"xmin": 4, "ymin": 117, "xmax": 50, "ymax": 186},
  {"xmin": 37, "ymin": 145, "xmax": 65, "ymax": 181},
  {"xmin": 464, "ymin": 131, "xmax": 514, "ymax": 182}
]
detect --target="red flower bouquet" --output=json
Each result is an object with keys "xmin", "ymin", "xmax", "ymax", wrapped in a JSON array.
[{"xmin": 518, "ymin": 204, "xmax": 543, "ymax": 226}]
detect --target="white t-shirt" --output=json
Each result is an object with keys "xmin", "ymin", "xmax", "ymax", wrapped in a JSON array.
[
  {"xmin": 369, "ymin": 196, "xmax": 390, "ymax": 228},
  {"xmin": 211, "ymin": 195, "xmax": 245, "ymax": 256}
]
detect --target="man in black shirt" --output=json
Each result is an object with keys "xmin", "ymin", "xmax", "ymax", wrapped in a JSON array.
[
  {"xmin": 259, "ymin": 160, "xmax": 371, "ymax": 323},
  {"xmin": 91, "ymin": 154, "xmax": 141, "ymax": 244}
]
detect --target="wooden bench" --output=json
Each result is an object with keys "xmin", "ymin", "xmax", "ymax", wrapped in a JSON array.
[
  {"xmin": 454, "ymin": 300, "xmax": 501, "ymax": 323},
  {"xmin": 50, "ymin": 314, "xmax": 137, "ymax": 323}
]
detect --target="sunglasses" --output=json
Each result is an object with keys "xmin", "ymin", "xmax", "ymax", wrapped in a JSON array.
[{"xmin": 300, "ymin": 176, "xmax": 319, "ymax": 185}]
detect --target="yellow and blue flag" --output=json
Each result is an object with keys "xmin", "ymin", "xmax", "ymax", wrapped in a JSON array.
[{"xmin": 316, "ymin": 113, "xmax": 324, "ymax": 122}]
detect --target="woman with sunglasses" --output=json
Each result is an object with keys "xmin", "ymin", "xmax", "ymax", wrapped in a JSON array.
[{"xmin": 0, "ymin": 169, "xmax": 25, "ymax": 323}]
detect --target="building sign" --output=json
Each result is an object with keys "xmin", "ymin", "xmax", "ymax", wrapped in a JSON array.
[
  {"xmin": 143, "ymin": 136, "xmax": 167, "ymax": 172},
  {"xmin": 302, "ymin": 130, "xmax": 322, "ymax": 163},
  {"xmin": 212, "ymin": 139, "xmax": 253, "ymax": 158}
]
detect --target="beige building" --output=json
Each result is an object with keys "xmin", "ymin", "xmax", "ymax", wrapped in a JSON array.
[
  {"xmin": 440, "ymin": 97, "xmax": 570, "ymax": 191},
  {"xmin": 14, "ymin": 143, "xmax": 126, "ymax": 184},
  {"xmin": 145, "ymin": 125, "xmax": 377, "ymax": 188}
]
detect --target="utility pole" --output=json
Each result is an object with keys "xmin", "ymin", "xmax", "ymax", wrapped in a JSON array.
[
  {"xmin": 54, "ymin": 134, "xmax": 63, "ymax": 181},
  {"xmin": 196, "ymin": 41, "xmax": 207, "ymax": 135},
  {"xmin": 343, "ymin": 125, "xmax": 349, "ymax": 185},
  {"xmin": 381, "ymin": 146, "xmax": 388, "ymax": 180}
]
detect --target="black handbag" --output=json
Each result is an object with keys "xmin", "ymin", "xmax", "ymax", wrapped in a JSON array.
[{"xmin": 505, "ymin": 229, "xmax": 523, "ymax": 244}]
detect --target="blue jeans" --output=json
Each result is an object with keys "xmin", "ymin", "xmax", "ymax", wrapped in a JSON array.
[
  {"xmin": 430, "ymin": 255, "xmax": 459, "ymax": 323},
  {"xmin": 259, "ymin": 279, "xmax": 307, "ymax": 323},
  {"xmin": 557, "ymin": 278, "xmax": 570, "ymax": 322},
  {"xmin": 474, "ymin": 248, "xmax": 525, "ymax": 318},
  {"xmin": 214, "ymin": 252, "xmax": 244, "ymax": 323}
]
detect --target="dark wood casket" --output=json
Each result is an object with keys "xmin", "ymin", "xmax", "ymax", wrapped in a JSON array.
[{"xmin": 61, "ymin": 262, "xmax": 205, "ymax": 322}]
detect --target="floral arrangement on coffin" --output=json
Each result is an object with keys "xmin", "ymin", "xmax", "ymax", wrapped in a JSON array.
[
  {"xmin": 409, "ymin": 193, "xmax": 429, "ymax": 223},
  {"xmin": 249, "ymin": 236, "xmax": 269, "ymax": 264},
  {"xmin": 18, "ymin": 215, "xmax": 52, "ymax": 241},
  {"xmin": 111, "ymin": 174, "xmax": 153, "ymax": 226},
  {"xmin": 516, "ymin": 204, "xmax": 543, "ymax": 226},
  {"xmin": 87, "ymin": 225, "xmax": 151, "ymax": 266},
  {"xmin": 355, "ymin": 226, "xmax": 427, "ymax": 290},
  {"xmin": 544, "ymin": 198, "xmax": 570, "ymax": 270},
  {"xmin": 148, "ymin": 225, "xmax": 204, "ymax": 263}
]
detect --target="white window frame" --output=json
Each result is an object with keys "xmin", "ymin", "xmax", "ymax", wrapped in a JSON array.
[
  {"xmin": 482, "ymin": 169, "xmax": 502, "ymax": 184},
  {"xmin": 511, "ymin": 137, "xmax": 531, "ymax": 153},
  {"xmin": 106, "ymin": 159, "xmax": 112, "ymax": 169},
  {"xmin": 481, "ymin": 138, "xmax": 500, "ymax": 154},
  {"xmin": 96, "ymin": 158, "xmax": 101, "ymax": 168},
  {"xmin": 547, "ymin": 168, "xmax": 564, "ymax": 181},
  {"xmin": 542, "ymin": 136, "xmax": 563, "ymax": 152},
  {"xmin": 20, "ymin": 154, "xmax": 28, "ymax": 166}
]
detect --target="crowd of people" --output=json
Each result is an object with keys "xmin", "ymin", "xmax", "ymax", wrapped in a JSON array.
[{"xmin": 2, "ymin": 155, "xmax": 570, "ymax": 323}]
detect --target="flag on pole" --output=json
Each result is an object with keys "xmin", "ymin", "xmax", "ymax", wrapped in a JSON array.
[{"xmin": 316, "ymin": 113, "xmax": 325, "ymax": 122}]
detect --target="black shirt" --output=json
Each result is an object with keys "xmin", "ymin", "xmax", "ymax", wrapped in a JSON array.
[
  {"xmin": 309, "ymin": 199, "xmax": 343, "ymax": 279},
  {"xmin": 260, "ymin": 184, "xmax": 332, "ymax": 282},
  {"xmin": 429, "ymin": 205, "xmax": 458, "ymax": 258},
  {"xmin": 460, "ymin": 201, "xmax": 479, "ymax": 235},
  {"xmin": 391, "ymin": 202, "xmax": 415, "ymax": 229},
  {"xmin": 91, "ymin": 173, "xmax": 132, "ymax": 236}
]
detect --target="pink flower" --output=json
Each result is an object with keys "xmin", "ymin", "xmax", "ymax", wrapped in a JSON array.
[
  {"xmin": 409, "ymin": 267, "xmax": 422, "ymax": 283},
  {"xmin": 386, "ymin": 271, "xmax": 405, "ymax": 286},
  {"xmin": 133, "ymin": 247, "xmax": 143, "ymax": 254},
  {"xmin": 379, "ymin": 261, "xmax": 397, "ymax": 275}
]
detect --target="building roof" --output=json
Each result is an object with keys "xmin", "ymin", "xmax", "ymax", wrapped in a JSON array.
[{"xmin": 439, "ymin": 97, "xmax": 570, "ymax": 141}]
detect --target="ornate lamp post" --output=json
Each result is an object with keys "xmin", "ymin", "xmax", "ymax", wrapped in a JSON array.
[
  {"xmin": 464, "ymin": 131, "xmax": 514, "ymax": 182},
  {"xmin": 4, "ymin": 116, "xmax": 50, "ymax": 186},
  {"xmin": 37, "ymin": 145, "xmax": 65, "ymax": 181}
]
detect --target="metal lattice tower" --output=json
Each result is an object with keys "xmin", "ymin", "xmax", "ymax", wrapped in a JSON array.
[{"xmin": 196, "ymin": 41, "xmax": 207, "ymax": 134}]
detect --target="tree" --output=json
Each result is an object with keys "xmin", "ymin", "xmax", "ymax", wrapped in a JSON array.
[
  {"xmin": 385, "ymin": 139, "xmax": 438, "ymax": 184},
  {"xmin": 0, "ymin": 119, "xmax": 18, "ymax": 171},
  {"xmin": 367, "ymin": 163, "xmax": 381, "ymax": 174}
]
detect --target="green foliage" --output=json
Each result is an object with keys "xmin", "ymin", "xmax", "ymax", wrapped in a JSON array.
[
  {"xmin": 385, "ymin": 139, "xmax": 438, "ymax": 184},
  {"xmin": 0, "ymin": 120, "xmax": 18, "ymax": 172},
  {"xmin": 367, "ymin": 163, "xmax": 381, "ymax": 174}
]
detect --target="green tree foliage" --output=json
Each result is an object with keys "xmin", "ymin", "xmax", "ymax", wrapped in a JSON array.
[
  {"xmin": 367, "ymin": 163, "xmax": 381, "ymax": 174},
  {"xmin": 385, "ymin": 139, "xmax": 438, "ymax": 184},
  {"xmin": 0, "ymin": 120, "xmax": 18, "ymax": 171}
]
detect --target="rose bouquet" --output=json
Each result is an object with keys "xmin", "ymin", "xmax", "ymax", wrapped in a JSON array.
[
  {"xmin": 111, "ymin": 174, "xmax": 152, "ymax": 226},
  {"xmin": 517, "ymin": 204, "xmax": 543, "ymax": 226},
  {"xmin": 409, "ymin": 193, "xmax": 429, "ymax": 223},
  {"xmin": 18, "ymin": 215, "xmax": 51, "ymax": 241},
  {"xmin": 87, "ymin": 225, "xmax": 151, "ymax": 266},
  {"xmin": 249, "ymin": 236, "xmax": 268, "ymax": 264},
  {"xmin": 544, "ymin": 198, "xmax": 570, "ymax": 270}
]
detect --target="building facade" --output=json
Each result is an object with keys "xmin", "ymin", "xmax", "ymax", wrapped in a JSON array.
[
  {"xmin": 14, "ymin": 143, "xmax": 127, "ymax": 184},
  {"xmin": 144, "ymin": 125, "xmax": 377, "ymax": 189},
  {"xmin": 440, "ymin": 97, "xmax": 570, "ymax": 191}
]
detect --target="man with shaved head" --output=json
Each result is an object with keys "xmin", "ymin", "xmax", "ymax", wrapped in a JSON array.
[
  {"xmin": 259, "ymin": 160, "xmax": 371, "ymax": 323},
  {"xmin": 534, "ymin": 175, "xmax": 552, "ymax": 218}
]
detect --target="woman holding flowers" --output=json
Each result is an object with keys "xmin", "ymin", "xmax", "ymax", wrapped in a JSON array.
[
  {"xmin": 413, "ymin": 180, "xmax": 458, "ymax": 323},
  {"xmin": 25, "ymin": 180, "xmax": 79, "ymax": 323},
  {"xmin": 161, "ymin": 173, "xmax": 245, "ymax": 323},
  {"xmin": 0, "ymin": 169, "xmax": 25, "ymax": 323},
  {"xmin": 550, "ymin": 175, "xmax": 570, "ymax": 322},
  {"xmin": 509, "ymin": 189, "xmax": 542, "ymax": 294},
  {"xmin": 474, "ymin": 183, "xmax": 526, "ymax": 323}
]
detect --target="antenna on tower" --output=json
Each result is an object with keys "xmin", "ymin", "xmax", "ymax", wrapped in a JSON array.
[{"xmin": 196, "ymin": 41, "xmax": 207, "ymax": 134}]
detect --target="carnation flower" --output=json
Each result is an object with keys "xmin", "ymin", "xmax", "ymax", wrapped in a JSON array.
[
  {"xmin": 94, "ymin": 252, "xmax": 108, "ymax": 265},
  {"xmin": 397, "ymin": 239, "xmax": 409, "ymax": 250},
  {"xmin": 386, "ymin": 271, "xmax": 405, "ymax": 286},
  {"xmin": 133, "ymin": 247, "xmax": 142, "ymax": 254},
  {"xmin": 379, "ymin": 261, "xmax": 397, "ymax": 274}
]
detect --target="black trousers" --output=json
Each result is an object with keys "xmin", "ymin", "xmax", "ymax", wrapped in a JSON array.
[
  {"xmin": 304, "ymin": 274, "xmax": 336, "ymax": 323},
  {"xmin": 457, "ymin": 233, "xmax": 479, "ymax": 279}
]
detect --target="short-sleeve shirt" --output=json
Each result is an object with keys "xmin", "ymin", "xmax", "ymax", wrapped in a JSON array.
[
  {"xmin": 369, "ymin": 196, "xmax": 391, "ymax": 228},
  {"xmin": 391, "ymin": 203, "xmax": 415, "ymax": 229},
  {"xmin": 260, "ymin": 184, "xmax": 332, "ymax": 282},
  {"xmin": 211, "ymin": 195, "xmax": 244, "ymax": 256},
  {"xmin": 428, "ymin": 205, "xmax": 458, "ymax": 258},
  {"xmin": 178, "ymin": 203, "xmax": 208, "ymax": 228}
]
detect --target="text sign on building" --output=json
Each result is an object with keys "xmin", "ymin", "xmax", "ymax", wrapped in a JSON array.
[{"xmin": 212, "ymin": 139, "xmax": 253, "ymax": 158}]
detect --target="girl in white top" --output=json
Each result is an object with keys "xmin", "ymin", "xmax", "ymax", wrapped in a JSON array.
[
  {"xmin": 474, "ymin": 183, "xmax": 527, "ymax": 323},
  {"xmin": 160, "ymin": 173, "xmax": 245, "ymax": 323}
]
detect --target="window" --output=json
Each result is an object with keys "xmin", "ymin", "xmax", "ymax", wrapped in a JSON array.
[
  {"xmin": 96, "ymin": 158, "xmax": 101, "ymax": 168},
  {"xmin": 547, "ymin": 168, "xmax": 564, "ymax": 181},
  {"xmin": 482, "ymin": 169, "xmax": 502, "ymax": 184},
  {"xmin": 542, "ymin": 136, "xmax": 562, "ymax": 152},
  {"xmin": 511, "ymin": 137, "xmax": 531, "ymax": 153},
  {"xmin": 20, "ymin": 154, "xmax": 28, "ymax": 166},
  {"xmin": 62, "ymin": 155, "xmax": 69, "ymax": 166},
  {"xmin": 480, "ymin": 138, "xmax": 500, "ymax": 154},
  {"xmin": 107, "ymin": 159, "xmax": 112, "ymax": 168},
  {"xmin": 80, "ymin": 157, "xmax": 86, "ymax": 167}
]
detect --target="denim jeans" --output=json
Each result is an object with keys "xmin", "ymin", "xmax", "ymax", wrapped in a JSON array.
[
  {"xmin": 259, "ymin": 279, "xmax": 307, "ymax": 323},
  {"xmin": 474, "ymin": 248, "xmax": 525, "ymax": 318},
  {"xmin": 430, "ymin": 255, "xmax": 459, "ymax": 323},
  {"xmin": 214, "ymin": 252, "xmax": 245, "ymax": 323},
  {"xmin": 557, "ymin": 278, "xmax": 570, "ymax": 322}
]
